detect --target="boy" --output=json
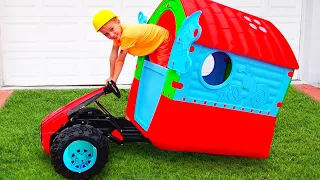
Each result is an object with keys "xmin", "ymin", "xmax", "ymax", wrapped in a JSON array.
[{"xmin": 92, "ymin": 9, "xmax": 173, "ymax": 83}]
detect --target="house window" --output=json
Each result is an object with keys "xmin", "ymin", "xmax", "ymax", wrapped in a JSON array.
[{"xmin": 201, "ymin": 52, "xmax": 232, "ymax": 86}]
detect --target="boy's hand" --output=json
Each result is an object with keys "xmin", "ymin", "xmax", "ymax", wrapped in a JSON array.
[{"xmin": 105, "ymin": 77, "xmax": 114, "ymax": 84}]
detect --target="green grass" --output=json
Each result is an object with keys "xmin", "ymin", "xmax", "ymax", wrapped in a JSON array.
[{"xmin": 0, "ymin": 86, "xmax": 319, "ymax": 180}]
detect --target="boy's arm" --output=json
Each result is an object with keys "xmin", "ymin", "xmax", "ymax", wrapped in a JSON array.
[
  {"xmin": 109, "ymin": 45, "xmax": 119, "ymax": 78},
  {"xmin": 112, "ymin": 49, "xmax": 128, "ymax": 83}
]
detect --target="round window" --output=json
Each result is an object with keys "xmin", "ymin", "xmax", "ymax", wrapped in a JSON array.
[{"xmin": 201, "ymin": 52, "xmax": 232, "ymax": 86}]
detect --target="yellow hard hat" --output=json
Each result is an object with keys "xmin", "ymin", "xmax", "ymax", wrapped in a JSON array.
[{"xmin": 92, "ymin": 10, "xmax": 118, "ymax": 32}]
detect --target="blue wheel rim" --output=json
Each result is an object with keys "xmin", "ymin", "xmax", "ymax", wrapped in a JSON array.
[{"xmin": 63, "ymin": 140, "xmax": 97, "ymax": 173}]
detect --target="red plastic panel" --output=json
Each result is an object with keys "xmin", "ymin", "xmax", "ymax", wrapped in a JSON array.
[
  {"xmin": 180, "ymin": 0, "xmax": 299, "ymax": 69},
  {"xmin": 147, "ymin": 96, "xmax": 277, "ymax": 158}
]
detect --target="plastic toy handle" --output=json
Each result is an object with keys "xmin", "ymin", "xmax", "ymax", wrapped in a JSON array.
[
  {"xmin": 104, "ymin": 80, "xmax": 121, "ymax": 98},
  {"xmin": 138, "ymin": 12, "xmax": 147, "ymax": 24}
]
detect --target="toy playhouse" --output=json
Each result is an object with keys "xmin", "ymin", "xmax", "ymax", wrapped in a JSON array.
[{"xmin": 126, "ymin": 0, "xmax": 299, "ymax": 158}]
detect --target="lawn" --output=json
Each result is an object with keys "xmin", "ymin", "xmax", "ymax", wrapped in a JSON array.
[{"xmin": 0, "ymin": 86, "xmax": 319, "ymax": 180}]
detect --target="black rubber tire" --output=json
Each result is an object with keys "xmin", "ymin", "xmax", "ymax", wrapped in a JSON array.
[{"xmin": 50, "ymin": 124, "xmax": 108, "ymax": 180}]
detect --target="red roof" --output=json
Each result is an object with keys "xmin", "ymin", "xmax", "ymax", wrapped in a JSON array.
[{"xmin": 180, "ymin": 0, "xmax": 299, "ymax": 69}]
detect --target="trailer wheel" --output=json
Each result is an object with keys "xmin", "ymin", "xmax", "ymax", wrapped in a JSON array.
[{"xmin": 50, "ymin": 124, "xmax": 108, "ymax": 180}]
